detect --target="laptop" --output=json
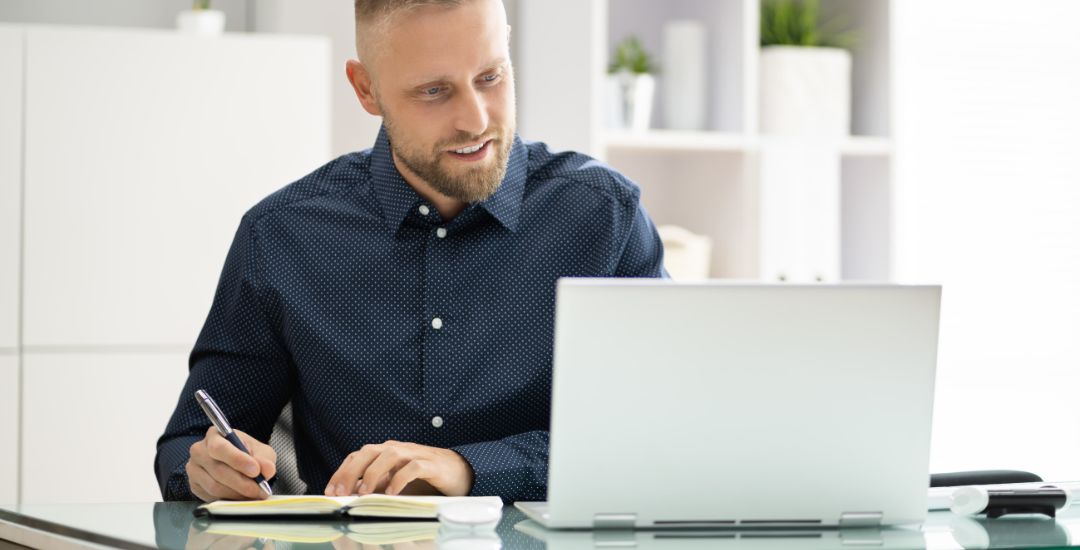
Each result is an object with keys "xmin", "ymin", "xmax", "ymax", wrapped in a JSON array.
[{"xmin": 516, "ymin": 279, "xmax": 941, "ymax": 529}]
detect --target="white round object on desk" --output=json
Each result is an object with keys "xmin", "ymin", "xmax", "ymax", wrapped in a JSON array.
[
  {"xmin": 438, "ymin": 501, "xmax": 502, "ymax": 526},
  {"xmin": 951, "ymin": 486, "xmax": 991, "ymax": 516}
]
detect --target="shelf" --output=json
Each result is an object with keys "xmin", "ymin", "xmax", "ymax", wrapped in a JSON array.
[
  {"xmin": 603, "ymin": 130, "xmax": 753, "ymax": 153},
  {"xmin": 839, "ymin": 136, "xmax": 893, "ymax": 157},
  {"xmin": 604, "ymin": 130, "xmax": 891, "ymax": 158}
]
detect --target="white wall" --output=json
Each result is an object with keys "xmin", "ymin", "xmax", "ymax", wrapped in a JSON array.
[
  {"xmin": 894, "ymin": 0, "xmax": 1080, "ymax": 480},
  {"xmin": 252, "ymin": 0, "xmax": 381, "ymax": 157}
]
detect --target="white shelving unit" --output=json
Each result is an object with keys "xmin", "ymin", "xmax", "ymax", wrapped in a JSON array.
[{"xmin": 517, "ymin": 0, "xmax": 894, "ymax": 281}]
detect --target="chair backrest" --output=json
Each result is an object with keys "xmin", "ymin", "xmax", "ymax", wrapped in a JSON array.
[{"xmin": 268, "ymin": 401, "xmax": 308, "ymax": 495}]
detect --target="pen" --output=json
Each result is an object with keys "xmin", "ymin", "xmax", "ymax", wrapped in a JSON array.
[{"xmin": 194, "ymin": 389, "xmax": 273, "ymax": 497}]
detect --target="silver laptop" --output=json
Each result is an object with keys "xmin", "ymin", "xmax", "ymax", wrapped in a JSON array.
[{"xmin": 517, "ymin": 279, "xmax": 941, "ymax": 529}]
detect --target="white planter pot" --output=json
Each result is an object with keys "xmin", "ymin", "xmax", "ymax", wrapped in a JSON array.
[
  {"xmin": 661, "ymin": 20, "xmax": 707, "ymax": 131},
  {"xmin": 759, "ymin": 46, "xmax": 851, "ymax": 137},
  {"xmin": 607, "ymin": 71, "xmax": 655, "ymax": 132},
  {"xmin": 176, "ymin": 9, "xmax": 225, "ymax": 35}
]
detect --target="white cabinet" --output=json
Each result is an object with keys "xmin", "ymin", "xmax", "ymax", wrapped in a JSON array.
[
  {"xmin": 21, "ymin": 353, "xmax": 189, "ymax": 504},
  {"xmin": 515, "ymin": 0, "xmax": 894, "ymax": 281},
  {"xmin": 0, "ymin": 356, "xmax": 17, "ymax": 504},
  {"xmin": 0, "ymin": 25, "xmax": 21, "ymax": 351},
  {"xmin": 22, "ymin": 26, "xmax": 331, "ymax": 348},
  {"xmin": 1, "ymin": 25, "xmax": 333, "ymax": 504},
  {"xmin": 0, "ymin": 25, "xmax": 23, "ymax": 507}
]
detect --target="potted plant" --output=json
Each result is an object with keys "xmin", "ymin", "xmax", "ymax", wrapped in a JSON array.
[
  {"xmin": 607, "ymin": 36, "xmax": 657, "ymax": 132},
  {"xmin": 177, "ymin": 0, "xmax": 226, "ymax": 35},
  {"xmin": 759, "ymin": 0, "xmax": 857, "ymax": 136}
]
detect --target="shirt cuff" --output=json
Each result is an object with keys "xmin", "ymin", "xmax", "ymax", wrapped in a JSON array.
[
  {"xmin": 451, "ymin": 440, "xmax": 528, "ymax": 501},
  {"xmin": 163, "ymin": 466, "xmax": 197, "ymax": 502}
]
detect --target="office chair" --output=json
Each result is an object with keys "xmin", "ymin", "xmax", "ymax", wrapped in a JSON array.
[{"xmin": 268, "ymin": 402, "xmax": 308, "ymax": 495}]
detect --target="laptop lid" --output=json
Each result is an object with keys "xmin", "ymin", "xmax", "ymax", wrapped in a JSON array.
[{"xmin": 545, "ymin": 280, "xmax": 941, "ymax": 529}]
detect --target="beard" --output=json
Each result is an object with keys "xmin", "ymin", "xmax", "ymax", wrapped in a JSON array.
[{"xmin": 382, "ymin": 113, "xmax": 514, "ymax": 204}]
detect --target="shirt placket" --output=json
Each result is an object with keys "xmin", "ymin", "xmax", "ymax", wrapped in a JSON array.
[{"xmin": 420, "ymin": 204, "xmax": 454, "ymax": 438}]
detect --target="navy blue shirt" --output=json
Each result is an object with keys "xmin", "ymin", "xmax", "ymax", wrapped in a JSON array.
[{"xmin": 155, "ymin": 127, "xmax": 666, "ymax": 502}]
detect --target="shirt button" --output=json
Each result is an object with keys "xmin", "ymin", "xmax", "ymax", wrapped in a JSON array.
[
  {"xmin": 436, "ymin": 227, "xmax": 448, "ymax": 238},
  {"xmin": 418, "ymin": 205, "xmax": 430, "ymax": 215},
  {"xmin": 431, "ymin": 317, "xmax": 443, "ymax": 330},
  {"xmin": 431, "ymin": 416, "xmax": 444, "ymax": 428}
]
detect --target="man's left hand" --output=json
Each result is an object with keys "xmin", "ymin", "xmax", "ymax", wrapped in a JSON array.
[{"xmin": 324, "ymin": 441, "xmax": 474, "ymax": 497}]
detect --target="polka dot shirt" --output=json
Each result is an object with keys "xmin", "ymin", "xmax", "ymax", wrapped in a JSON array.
[{"xmin": 155, "ymin": 126, "xmax": 666, "ymax": 503}]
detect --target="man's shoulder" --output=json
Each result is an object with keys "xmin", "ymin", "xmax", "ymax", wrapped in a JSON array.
[
  {"xmin": 243, "ymin": 150, "xmax": 373, "ymax": 224},
  {"xmin": 522, "ymin": 138, "xmax": 641, "ymax": 208}
]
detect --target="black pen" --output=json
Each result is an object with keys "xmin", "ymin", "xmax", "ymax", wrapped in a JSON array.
[{"xmin": 194, "ymin": 389, "xmax": 273, "ymax": 497}]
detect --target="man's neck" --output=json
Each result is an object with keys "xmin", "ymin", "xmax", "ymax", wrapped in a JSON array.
[{"xmin": 392, "ymin": 152, "xmax": 467, "ymax": 221}]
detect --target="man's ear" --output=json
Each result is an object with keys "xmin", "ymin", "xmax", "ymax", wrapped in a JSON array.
[{"xmin": 345, "ymin": 59, "xmax": 382, "ymax": 117}]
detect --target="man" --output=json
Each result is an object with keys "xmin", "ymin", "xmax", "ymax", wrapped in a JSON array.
[{"xmin": 155, "ymin": 0, "xmax": 665, "ymax": 503}]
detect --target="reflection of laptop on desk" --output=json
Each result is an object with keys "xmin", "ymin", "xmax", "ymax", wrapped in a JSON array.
[{"xmin": 516, "ymin": 280, "xmax": 942, "ymax": 529}]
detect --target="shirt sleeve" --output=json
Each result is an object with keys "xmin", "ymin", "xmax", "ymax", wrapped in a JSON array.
[
  {"xmin": 154, "ymin": 213, "xmax": 294, "ymax": 501},
  {"xmin": 614, "ymin": 200, "xmax": 668, "ymax": 278},
  {"xmin": 451, "ymin": 430, "xmax": 550, "ymax": 503}
]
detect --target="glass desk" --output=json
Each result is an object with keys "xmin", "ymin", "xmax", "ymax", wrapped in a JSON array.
[{"xmin": 2, "ymin": 501, "xmax": 1079, "ymax": 549}]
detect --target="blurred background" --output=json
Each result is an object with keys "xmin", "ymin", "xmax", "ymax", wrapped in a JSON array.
[{"xmin": 0, "ymin": 0, "xmax": 1077, "ymax": 504}]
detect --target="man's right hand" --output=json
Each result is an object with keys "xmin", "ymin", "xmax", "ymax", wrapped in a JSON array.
[{"xmin": 186, "ymin": 426, "xmax": 277, "ymax": 502}]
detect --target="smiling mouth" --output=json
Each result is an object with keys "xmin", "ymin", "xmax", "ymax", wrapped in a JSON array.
[
  {"xmin": 452, "ymin": 142, "xmax": 487, "ymax": 154},
  {"xmin": 446, "ymin": 139, "xmax": 492, "ymax": 161}
]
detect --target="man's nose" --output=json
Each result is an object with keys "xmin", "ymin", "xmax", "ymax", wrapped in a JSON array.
[{"xmin": 453, "ymin": 87, "xmax": 489, "ymax": 137}]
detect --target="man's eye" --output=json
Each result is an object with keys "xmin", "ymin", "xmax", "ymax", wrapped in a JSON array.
[
  {"xmin": 424, "ymin": 87, "xmax": 443, "ymax": 96},
  {"xmin": 483, "ymin": 74, "xmax": 499, "ymax": 83}
]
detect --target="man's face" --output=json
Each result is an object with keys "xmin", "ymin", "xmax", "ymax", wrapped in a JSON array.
[{"xmin": 368, "ymin": 0, "xmax": 516, "ymax": 204}]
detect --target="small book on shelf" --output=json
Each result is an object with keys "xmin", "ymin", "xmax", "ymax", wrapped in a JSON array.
[{"xmin": 194, "ymin": 494, "xmax": 503, "ymax": 519}]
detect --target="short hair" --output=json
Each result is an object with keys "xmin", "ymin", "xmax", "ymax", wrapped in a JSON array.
[{"xmin": 354, "ymin": 0, "xmax": 468, "ymax": 61}]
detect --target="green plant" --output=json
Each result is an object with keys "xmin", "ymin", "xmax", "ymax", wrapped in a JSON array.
[
  {"xmin": 760, "ymin": 0, "xmax": 858, "ymax": 49},
  {"xmin": 192, "ymin": 0, "xmax": 211, "ymax": 10},
  {"xmin": 608, "ymin": 36, "xmax": 657, "ymax": 74}
]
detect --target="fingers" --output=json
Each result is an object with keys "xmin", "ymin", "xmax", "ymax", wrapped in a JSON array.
[
  {"xmin": 325, "ymin": 442, "xmax": 470, "ymax": 498},
  {"xmin": 358, "ymin": 448, "xmax": 414, "ymax": 495},
  {"xmin": 188, "ymin": 427, "xmax": 273, "ymax": 501},
  {"xmin": 236, "ymin": 429, "xmax": 278, "ymax": 480},
  {"xmin": 385, "ymin": 460, "xmax": 429, "ymax": 496},
  {"xmin": 205, "ymin": 457, "xmax": 267, "ymax": 500},
  {"xmin": 325, "ymin": 444, "xmax": 384, "ymax": 496},
  {"xmin": 205, "ymin": 427, "xmax": 261, "ymax": 478},
  {"xmin": 186, "ymin": 461, "xmax": 251, "ymax": 502}
]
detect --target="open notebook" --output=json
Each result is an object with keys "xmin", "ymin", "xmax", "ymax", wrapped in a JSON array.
[{"xmin": 194, "ymin": 494, "xmax": 503, "ymax": 519}]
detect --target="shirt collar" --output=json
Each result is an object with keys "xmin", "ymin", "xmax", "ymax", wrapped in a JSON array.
[{"xmin": 369, "ymin": 125, "xmax": 527, "ymax": 232}]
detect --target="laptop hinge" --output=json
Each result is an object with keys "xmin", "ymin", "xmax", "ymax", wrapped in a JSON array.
[
  {"xmin": 593, "ymin": 513, "xmax": 637, "ymax": 530},
  {"xmin": 839, "ymin": 511, "xmax": 883, "ymax": 529}
]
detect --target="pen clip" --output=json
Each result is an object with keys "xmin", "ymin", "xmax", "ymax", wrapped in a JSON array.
[{"xmin": 194, "ymin": 389, "xmax": 233, "ymax": 435}]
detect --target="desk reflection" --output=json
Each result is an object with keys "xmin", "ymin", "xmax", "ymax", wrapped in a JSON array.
[
  {"xmin": 152, "ymin": 502, "xmax": 1077, "ymax": 550},
  {"xmin": 932, "ymin": 513, "xmax": 1070, "ymax": 549},
  {"xmin": 153, "ymin": 502, "xmax": 511, "ymax": 550},
  {"xmin": 513, "ymin": 519, "xmax": 928, "ymax": 549}
]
